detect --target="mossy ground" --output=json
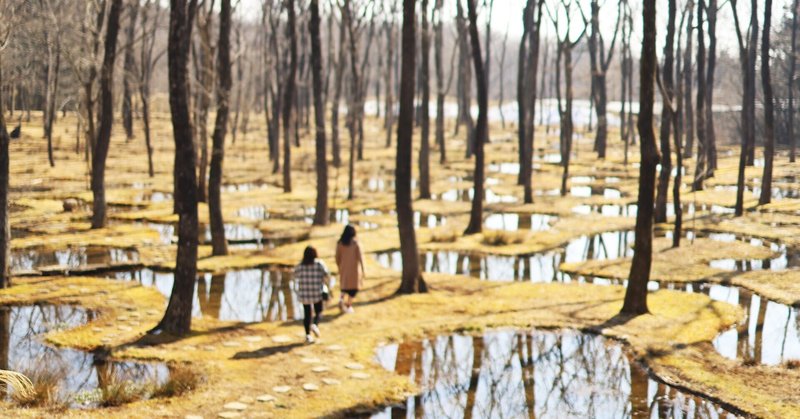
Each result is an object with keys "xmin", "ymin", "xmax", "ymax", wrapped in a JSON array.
[{"xmin": 3, "ymin": 109, "xmax": 800, "ymax": 417}]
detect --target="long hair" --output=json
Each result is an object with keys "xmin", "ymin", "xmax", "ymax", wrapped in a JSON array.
[
  {"xmin": 339, "ymin": 225, "xmax": 356, "ymax": 246},
  {"xmin": 301, "ymin": 246, "xmax": 318, "ymax": 265}
]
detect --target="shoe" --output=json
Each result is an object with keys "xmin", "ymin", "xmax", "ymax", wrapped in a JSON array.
[
  {"xmin": 345, "ymin": 306, "xmax": 355, "ymax": 314},
  {"xmin": 338, "ymin": 298, "xmax": 345, "ymax": 312},
  {"xmin": 305, "ymin": 334, "xmax": 315, "ymax": 344},
  {"xmin": 310, "ymin": 324, "xmax": 321, "ymax": 337}
]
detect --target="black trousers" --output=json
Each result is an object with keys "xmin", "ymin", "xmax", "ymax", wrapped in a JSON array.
[{"xmin": 303, "ymin": 301, "xmax": 323, "ymax": 335}]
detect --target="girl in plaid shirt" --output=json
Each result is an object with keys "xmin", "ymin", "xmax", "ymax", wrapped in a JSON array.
[{"xmin": 294, "ymin": 246, "xmax": 333, "ymax": 343}]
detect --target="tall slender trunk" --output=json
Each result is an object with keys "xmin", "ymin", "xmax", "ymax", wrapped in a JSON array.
[
  {"xmin": 655, "ymin": 0, "xmax": 677, "ymax": 223},
  {"xmin": 331, "ymin": 19, "xmax": 346, "ymax": 168},
  {"xmin": 734, "ymin": 0, "xmax": 758, "ymax": 216},
  {"xmin": 682, "ymin": 3, "xmax": 694, "ymax": 159},
  {"xmin": 396, "ymin": 0, "xmax": 426, "ymax": 294},
  {"xmin": 464, "ymin": 0, "xmax": 487, "ymax": 235},
  {"xmin": 523, "ymin": 0, "xmax": 543, "ymax": 204},
  {"xmin": 209, "ymin": 0, "xmax": 232, "ymax": 256},
  {"xmin": 758, "ymin": 0, "xmax": 774, "ymax": 206},
  {"xmin": 91, "ymin": 0, "xmax": 123, "ymax": 230},
  {"xmin": 704, "ymin": 0, "xmax": 718, "ymax": 175},
  {"xmin": 310, "ymin": 0, "xmax": 329, "ymax": 225},
  {"xmin": 122, "ymin": 2, "xmax": 138, "ymax": 140},
  {"xmin": 434, "ymin": 0, "xmax": 446, "ymax": 163},
  {"xmin": 155, "ymin": 0, "xmax": 199, "ymax": 336},
  {"xmin": 516, "ymin": 5, "xmax": 530, "ymax": 186},
  {"xmin": 693, "ymin": 0, "xmax": 707, "ymax": 191},
  {"xmin": 0, "ymin": 63, "xmax": 9, "ymax": 289},
  {"xmin": 45, "ymin": 40, "xmax": 60, "ymax": 168},
  {"xmin": 621, "ymin": 0, "xmax": 658, "ymax": 315},
  {"xmin": 418, "ymin": 0, "xmax": 431, "ymax": 199},
  {"xmin": 283, "ymin": 0, "xmax": 297, "ymax": 193},
  {"xmin": 384, "ymin": 19, "xmax": 395, "ymax": 148},
  {"xmin": 791, "ymin": 0, "xmax": 799, "ymax": 163}
]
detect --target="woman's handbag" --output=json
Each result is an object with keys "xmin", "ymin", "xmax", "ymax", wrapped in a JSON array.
[{"xmin": 321, "ymin": 284, "xmax": 330, "ymax": 301}]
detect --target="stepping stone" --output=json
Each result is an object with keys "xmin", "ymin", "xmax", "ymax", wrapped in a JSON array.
[
  {"xmin": 183, "ymin": 346, "xmax": 197, "ymax": 351},
  {"xmin": 117, "ymin": 325, "xmax": 133, "ymax": 332},
  {"xmin": 201, "ymin": 345, "xmax": 216, "ymax": 351},
  {"xmin": 185, "ymin": 415, "xmax": 203, "ymax": 419},
  {"xmin": 272, "ymin": 386, "xmax": 291, "ymax": 393},
  {"xmin": 271, "ymin": 335, "xmax": 292, "ymax": 343},
  {"xmin": 325, "ymin": 345, "xmax": 344, "ymax": 352},
  {"xmin": 116, "ymin": 316, "xmax": 129, "ymax": 321},
  {"xmin": 238, "ymin": 396, "xmax": 255, "ymax": 403},
  {"xmin": 303, "ymin": 383, "xmax": 319, "ymax": 392},
  {"xmin": 345, "ymin": 362, "xmax": 364, "ymax": 370},
  {"xmin": 101, "ymin": 337, "xmax": 113, "ymax": 344},
  {"xmin": 79, "ymin": 288, "xmax": 91, "ymax": 293},
  {"xmin": 256, "ymin": 394, "xmax": 276, "ymax": 403},
  {"xmin": 146, "ymin": 309, "xmax": 159, "ymax": 315},
  {"xmin": 223, "ymin": 402, "xmax": 248, "ymax": 411},
  {"xmin": 300, "ymin": 357, "xmax": 321, "ymax": 364},
  {"xmin": 242, "ymin": 336, "xmax": 262, "ymax": 343},
  {"xmin": 129, "ymin": 321, "xmax": 141, "ymax": 326},
  {"xmin": 217, "ymin": 412, "xmax": 240, "ymax": 419},
  {"xmin": 91, "ymin": 327, "xmax": 103, "ymax": 333},
  {"xmin": 350, "ymin": 372, "xmax": 370, "ymax": 380},
  {"xmin": 222, "ymin": 341, "xmax": 241, "ymax": 348},
  {"xmin": 311, "ymin": 366, "xmax": 331, "ymax": 373},
  {"xmin": 321, "ymin": 378, "xmax": 341, "ymax": 386},
  {"xmin": 129, "ymin": 312, "xmax": 141, "ymax": 318}
]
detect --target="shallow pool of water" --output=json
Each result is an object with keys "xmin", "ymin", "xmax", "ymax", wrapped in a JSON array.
[
  {"xmin": 371, "ymin": 329, "xmax": 738, "ymax": 418},
  {"xmin": 10, "ymin": 246, "xmax": 139, "ymax": 274}
]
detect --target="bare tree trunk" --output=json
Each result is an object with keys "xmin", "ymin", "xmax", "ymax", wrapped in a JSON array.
[
  {"xmin": 384, "ymin": 11, "xmax": 395, "ymax": 149},
  {"xmin": 791, "ymin": 0, "xmax": 799, "ymax": 163},
  {"xmin": 655, "ymin": 0, "xmax": 677, "ymax": 223},
  {"xmin": 588, "ymin": 0, "xmax": 619, "ymax": 159},
  {"xmin": 122, "ymin": 1, "xmax": 138, "ymax": 140},
  {"xmin": 434, "ymin": 0, "xmax": 446, "ymax": 163},
  {"xmin": 733, "ymin": 0, "xmax": 758, "ymax": 216},
  {"xmin": 44, "ymin": 39, "xmax": 61, "ymax": 168},
  {"xmin": 154, "ymin": 0, "xmax": 199, "ymax": 336},
  {"xmin": 208, "ymin": 0, "xmax": 232, "ymax": 256},
  {"xmin": 310, "ymin": 0, "xmax": 329, "ymax": 225},
  {"xmin": 516, "ymin": 4, "xmax": 531, "ymax": 186},
  {"xmin": 139, "ymin": 0, "xmax": 160, "ymax": 178},
  {"xmin": 704, "ymin": 0, "xmax": 718, "ymax": 175},
  {"xmin": 682, "ymin": 2, "xmax": 694, "ymax": 159},
  {"xmin": 194, "ymin": 5, "xmax": 215, "ymax": 203},
  {"xmin": 0, "ymin": 63, "xmax": 9, "ymax": 289},
  {"xmin": 331, "ymin": 17, "xmax": 346, "ymax": 167},
  {"xmin": 693, "ymin": 0, "xmax": 707, "ymax": 191},
  {"xmin": 497, "ymin": 29, "xmax": 508, "ymax": 128},
  {"xmin": 396, "ymin": 0, "xmax": 426, "ymax": 294},
  {"xmin": 621, "ymin": 0, "xmax": 658, "ymax": 316},
  {"xmin": 759, "ymin": 0, "xmax": 774, "ymax": 206},
  {"xmin": 418, "ymin": 0, "xmax": 431, "ymax": 199},
  {"xmin": 283, "ymin": 0, "xmax": 297, "ymax": 193},
  {"xmin": 463, "ymin": 0, "xmax": 488, "ymax": 235},
  {"xmin": 91, "ymin": 0, "xmax": 123, "ymax": 230},
  {"xmin": 523, "ymin": 0, "xmax": 544, "ymax": 204}
]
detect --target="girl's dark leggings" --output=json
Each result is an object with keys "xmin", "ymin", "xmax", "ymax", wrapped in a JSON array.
[{"xmin": 303, "ymin": 302, "xmax": 323, "ymax": 335}]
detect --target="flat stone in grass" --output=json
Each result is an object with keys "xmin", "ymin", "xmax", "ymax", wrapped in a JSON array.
[
  {"xmin": 238, "ymin": 396, "xmax": 255, "ymax": 403},
  {"xmin": 222, "ymin": 341, "xmax": 241, "ymax": 348},
  {"xmin": 350, "ymin": 372, "xmax": 370, "ymax": 380},
  {"xmin": 223, "ymin": 402, "xmax": 248, "ymax": 411},
  {"xmin": 321, "ymin": 378, "xmax": 341, "ymax": 386},
  {"xmin": 300, "ymin": 357, "xmax": 321, "ymax": 364},
  {"xmin": 345, "ymin": 362, "xmax": 364, "ymax": 370},
  {"xmin": 116, "ymin": 315, "xmax": 128, "ymax": 321},
  {"xmin": 117, "ymin": 325, "xmax": 133, "ymax": 332},
  {"xmin": 325, "ymin": 344, "xmax": 344, "ymax": 352},
  {"xmin": 311, "ymin": 366, "xmax": 331, "ymax": 373},
  {"xmin": 91, "ymin": 327, "xmax": 103, "ymax": 333},
  {"xmin": 145, "ymin": 309, "xmax": 159, "ymax": 316},
  {"xmin": 185, "ymin": 415, "xmax": 203, "ymax": 419},
  {"xmin": 271, "ymin": 335, "xmax": 292, "ymax": 343},
  {"xmin": 183, "ymin": 345, "xmax": 197, "ymax": 351},
  {"xmin": 272, "ymin": 386, "xmax": 291, "ymax": 393},
  {"xmin": 201, "ymin": 345, "xmax": 217, "ymax": 351},
  {"xmin": 303, "ymin": 383, "xmax": 319, "ymax": 391},
  {"xmin": 217, "ymin": 412, "xmax": 240, "ymax": 419},
  {"xmin": 242, "ymin": 336, "xmax": 262, "ymax": 343},
  {"xmin": 256, "ymin": 394, "xmax": 276, "ymax": 403}
]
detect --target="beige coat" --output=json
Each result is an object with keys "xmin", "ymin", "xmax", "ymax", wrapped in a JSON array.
[{"xmin": 335, "ymin": 240, "xmax": 363, "ymax": 290}]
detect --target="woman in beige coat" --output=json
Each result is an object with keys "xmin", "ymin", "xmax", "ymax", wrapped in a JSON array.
[{"xmin": 335, "ymin": 225, "xmax": 365, "ymax": 313}]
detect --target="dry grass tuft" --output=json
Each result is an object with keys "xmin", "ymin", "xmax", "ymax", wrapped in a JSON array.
[
  {"xmin": 482, "ymin": 230, "xmax": 526, "ymax": 246},
  {"xmin": 783, "ymin": 359, "xmax": 800, "ymax": 370},
  {"xmin": 15, "ymin": 368, "xmax": 68, "ymax": 409},
  {"xmin": 0, "ymin": 369, "xmax": 35, "ymax": 402},
  {"xmin": 430, "ymin": 228, "xmax": 459, "ymax": 243},
  {"xmin": 151, "ymin": 365, "xmax": 202, "ymax": 399}
]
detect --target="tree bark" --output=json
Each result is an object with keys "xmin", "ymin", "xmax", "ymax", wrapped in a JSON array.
[
  {"xmin": 733, "ymin": 0, "xmax": 758, "ymax": 216},
  {"xmin": 791, "ymin": 0, "xmax": 799, "ymax": 163},
  {"xmin": 154, "ymin": 0, "xmax": 199, "ymax": 336},
  {"xmin": 621, "ymin": 0, "xmax": 658, "ymax": 315},
  {"xmin": 522, "ymin": 0, "xmax": 544, "ymax": 204},
  {"xmin": 758, "ymin": 0, "xmax": 774, "ymax": 206},
  {"xmin": 208, "ymin": 0, "xmax": 232, "ymax": 256},
  {"xmin": 396, "ymin": 0, "xmax": 426, "ymax": 294},
  {"xmin": 310, "ymin": 0, "xmax": 329, "ymax": 225},
  {"xmin": 122, "ymin": 1, "xmax": 139, "ymax": 140},
  {"xmin": 704, "ymin": 0, "xmax": 718, "ymax": 175},
  {"xmin": 434, "ymin": 0, "xmax": 446, "ymax": 163},
  {"xmin": 331, "ymin": 17, "xmax": 346, "ymax": 167},
  {"xmin": 682, "ymin": 2, "xmax": 694, "ymax": 159},
  {"xmin": 655, "ymin": 0, "xmax": 677, "ymax": 223},
  {"xmin": 463, "ymin": 0, "xmax": 488, "ymax": 235},
  {"xmin": 418, "ymin": 0, "xmax": 431, "ymax": 199},
  {"xmin": 0, "ymin": 63, "xmax": 9, "ymax": 289},
  {"xmin": 693, "ymin": 0, "xmax": 707, "ymax": 191},
  {"xmin": 91, "ymin": 0, "xmax": 123, "ymax": 230},
  {"xmin": 283, "ymin": 0, "xmax": 297, "ymax": 193},
  {"xmin": 517, "ymin": 4, "xmax": 531, "ymax": 186}
]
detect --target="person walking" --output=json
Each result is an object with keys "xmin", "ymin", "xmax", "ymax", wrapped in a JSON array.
[
  {"xmin": 335, "ymin": 225, "xmax": 365, "ymax": 313},
  {"xmin": 294, "ymin": 246, "xmax": 332, "ymax": 343}
]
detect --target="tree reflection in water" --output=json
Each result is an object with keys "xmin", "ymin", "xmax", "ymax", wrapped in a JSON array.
[{"xmin": 373, "ymin": 329, "xmax": 738, "ymax": 418}]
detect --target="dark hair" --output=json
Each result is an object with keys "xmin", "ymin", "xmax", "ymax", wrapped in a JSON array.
[
  {"xmin": 339, "ymin": 225, "xmax": 356, "ymax": 246},
  {"xmin": 302, "ymin": 246, "xmax": 318, "ymax": 265}
]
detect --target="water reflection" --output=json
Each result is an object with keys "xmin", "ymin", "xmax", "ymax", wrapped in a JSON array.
[
  {"xmin": 372, "ymin": 329, "xmax": 737, "ymax": 418},
  {"xmin": 0, "ymin": 305, "xmax": 168, "ymax": 407},
  {"xmin": 10, "ymin": 246, "xmax": 139, "ymax": 273}
]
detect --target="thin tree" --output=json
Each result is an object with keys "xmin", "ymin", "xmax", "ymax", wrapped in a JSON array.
[
  {"xmin": 621, "ymin": 0, "xmax": 658, "ymax": 316},
  {"xmin": 704, "ymin": 0, "xmax": 718, "ymax": 174},
  {"xmin": 121, "ymin": 0, "xmax": 138, "ymax": 141},
  {"xmin": 655, "ymin": 0, "xmax": 677, "ymax": 223},
  {"xmin": 791, "ymin": 0, "xmax": 799, "ymax": 163},
  {"xmin": 208, "ymin": 0, "xmax": 232, "ymax": 256},
  {"xmin": 419, "ymin": 0, "xmax": 432, "ymax": 199},
  {"xmin": 310, "ymin": 0, "xmax": 329, "ymax": 225},
  {"xmin": 0, "ymin": 52, "xmax": 9, "ymax": 289},
  {"xmin": 692, "ymin": 0, "xmax": 707, "ymax": 191},
  {"xmin": 682, "ymin": 0, "xmax": 694, "ymax": 159},
  {"xmin": 396, "ymin": 0, "xmax": 427, "ymax": 294},
  {"xmin": 91, "ymin": 0, "xmax": 124, "ymax": 229},
  {"xmin": 758, "ymin": 0, "xmax": 774, "ymax": 206},
  {"xmin": 497, "ymin": 28, "xmax": 508, "ymax": 128},
  {"xmin": 433, "ymin": 0, "xmax": 451, "ymax": 163},
  {"xmin": 522, "ymin": 0, "xmax": 545, "ymax": 204},
  {"xmin": 137, "ymin": 0, "xmax": 161, "ymax": 178},
  {"xmin": 517, "ymin": 2, "xmax": 532, "ymax": 186},
  {"xmin": 283, "ymin": 0, "xmax": 297, "ymax": 193},
  {"xmin": 588, "ymin": 0, "xmax": 620, "ymax": 159},
  {"xmin": 193, "ymin": 2, "xmax": 215, "ymax": 203},
  {"xmin": 732, "ymin": 0, "xmax": 758, "ymax": 216},
  {"xmin": 463, "ymin": 0, "xmax": 488, "ymax": 235},
  {"xmin": 331, "ymin": 7, "xmax": 346, "ymax": 167},
  {"xmin": 383, "ymin": 1, "xmax": 397, "ymax": 149},
  {"xmin": 153, "ymin": 0, "xmax": 199, "ymax": 336}
]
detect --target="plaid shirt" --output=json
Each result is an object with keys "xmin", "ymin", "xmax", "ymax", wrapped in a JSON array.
[{"xmin": 294, "ymin": 260, "xmax": 331, "ymax": 304}]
